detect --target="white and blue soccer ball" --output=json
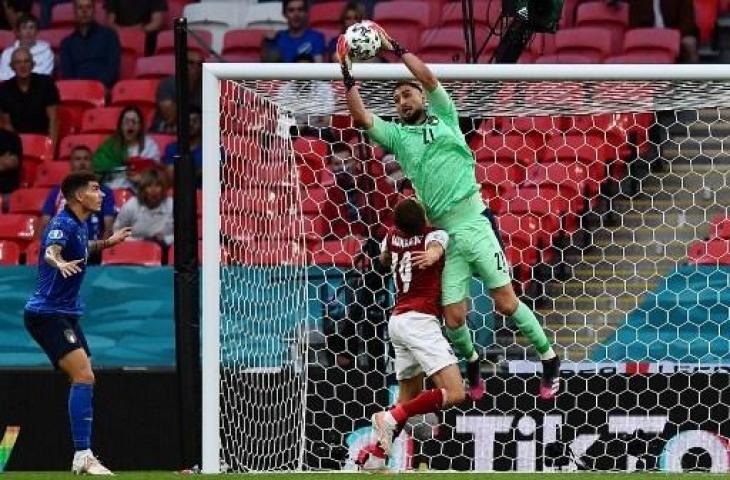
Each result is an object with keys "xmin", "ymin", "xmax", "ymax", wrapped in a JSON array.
[{"xmin": 345, "ymin": 22, "xmax": 382, "ymax": 61}]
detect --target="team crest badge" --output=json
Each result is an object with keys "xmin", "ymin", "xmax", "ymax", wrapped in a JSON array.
[
  {"xmin": 48, "ymin": 229, "xmax": 64, "ymax": 240},
  {"xmin": 64, "ymin": 329, "xmax": 77, "ymax": 344}
]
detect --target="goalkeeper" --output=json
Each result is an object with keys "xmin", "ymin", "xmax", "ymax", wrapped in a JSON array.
[{"xmin": 337, "ymin": 24, "xmax": 560, "ymax": 400}]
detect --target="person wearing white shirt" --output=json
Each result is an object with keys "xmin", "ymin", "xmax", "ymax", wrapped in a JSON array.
[{"xmin": 0, "ymin": 14, "xmax": 54, "ymax": 81}]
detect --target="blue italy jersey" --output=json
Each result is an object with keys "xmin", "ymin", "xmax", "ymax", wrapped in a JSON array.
[
  {"xmin": 25, "ymin": 207, "xmax": 89, "ymax": 316},
  {"xmin": 41, "ymin": 185, "xmax": 115, "ymax": 241}
]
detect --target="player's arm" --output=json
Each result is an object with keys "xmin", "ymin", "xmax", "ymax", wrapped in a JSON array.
[
  {"xmin": 44, "ymin": 244, "xmax": 83, "ymax": 278},
  {"xmin": 378, "ymin": 234, "xmax": 392, "ymax": 269},
  {"xmin": 88, "ymin": 227, "xmax": 132, "ymax": 254},
  {"xmin": 411, "ymin": 230, "xmax": 449, "ymax": 269}
]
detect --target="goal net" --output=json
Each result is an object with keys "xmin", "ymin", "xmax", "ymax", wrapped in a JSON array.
[{"xmin": 202, "ymin": 64, "xmax": 730, "ymax": 473}]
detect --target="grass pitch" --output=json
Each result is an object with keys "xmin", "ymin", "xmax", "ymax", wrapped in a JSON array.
[{"xmin": 1, "ymin": 473, "xmax": 728, "ymax": 479}]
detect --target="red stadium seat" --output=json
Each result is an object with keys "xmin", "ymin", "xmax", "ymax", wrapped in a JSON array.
[
  {"xmin": 25, "ymin": 240, "xmax": 41, "ymax": 265},
  {"xmin": 688, "ymin": 239, "xmax": 730, "ymax": 265},
  {"xmin": 501, "ymin": 185, "xmax": 575, "ymax": 233},
  {"xmin": 623, "ymin": 28, "xmax": 681, "ymax": 61},
  {"xmin": 442, "ymin": 1, "xmax": 497, "ymax": 29},
  {"xmin": 222, "ymin": 29, "xmax": 266, "ymax": 58},
  {"xmin": 293, "ymin": 136, "xmax": 328, "ymax": 185},
  {"xmin": 0, "ymin": 31, "xmax": 14, "ymax": 49},
  {"xmin": 470, "ymin": 131, "xmax": 543, "ymax": 165},
  {"xmin": 0, "ymin": 240, "xmax": 21, "ymax": 265},
  {"xmin": 309, "ymin": 1, "xmax": 345, "ymax": 32},
  {"xmin": 156, "ymin": 29, "xmax": 212, "ymax": 55},
  {"xmin": 709, "ymin": 214, "xmax": 730, "ymax": 240},
  {"xmin": 59, "ymin": 134, "xmax": 108, "ymax": 159},
  {"xmin": 50, "ymin": 3, "xmax": 76, "ymax": 28},
  {"xmin": 135, "ymin": 55, "xmax": 175, "ymax": 80},
  {"xmin": 81, "ymin": 107, "xmax": 124, "ymax": 134},
  {"xmin": 102, "ymin": 240, "xmax": 163, "ymax": 266},
  {"xmin": 604, "ymin": 52, "xmax": 675, "ymax": 64},
  {"xmin": 111, "ymin": 79, "xmax": 159, "ymax": 118},
  {"xmin": 554, "ymin": 27, "xmax": 613, "ymax": 61},
  {"xmin": 0, "ymin": 214, "xmax": 38, "ymax": 246},
  {"xmin": 34, "ymin": 161, "xmax": 71, "ymax": 188},
  {"xmin": 575, "ymin": 0, "xmax": 629, "ymax": 53},
  {"xmin": 695, "ymin": 0, "xmax": 719, "ymax": 45},
  {"xmin": 20, "ymin": 134, "xmax": 54, "ymax": 163},
  {"xmin": 419, "ymin": 28, "xmax": 467, "ymax": 63},
  {"xmin": 117, "ymin": 27, "xmax": 147, "ymax": 80},
  {"xmin": 8, "ymin": 188, "xmax": 52, "ymax": 215},
  {"xmin": 475, "ymin": 161, "xmax": 526, "ymax": 189},
  {"xmin": 149, "ymin": 134, "xmax": 175, "ymax": 153},
  {"xmin": 525, "ymin": 161, "xmax": 587, "ymax": 211},
  {"xmin": 535, "ymin": 53, "xmax": 599, "ymax": 64},
  {"xmin": 165, "ymin": 0, "xmax": 189, "ymax": 29},
  {"xmin": 57, "ymin": 80, "xmax": 106, "ymax": 135},
  {"xmin": 38, "ymin": 28, "xmax": 72, "ymax": 53},
  {"xmin": 374, "ymin": 1, "xmax": 434, "ymax": 53},
  {"xmin": 308, "ymin": 237, "xmax": 362, "ymax": 267}
]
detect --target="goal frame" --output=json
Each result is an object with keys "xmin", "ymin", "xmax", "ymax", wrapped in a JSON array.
[{"xmin": 201, "ymin": 63, "xmax": 730, "ymax": 474}]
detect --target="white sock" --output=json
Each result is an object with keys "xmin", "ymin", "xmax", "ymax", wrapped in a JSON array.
[
  {"xmin": 383, "ymin": 411, "xmax": 397, "ymax": 428},
  {"xmin": 539, "ymin": 347, "xmax": 557, "ymax": 361},
  {"xmin": 74, "ymin": 449, "xmax": 92, "ymax": 458}
]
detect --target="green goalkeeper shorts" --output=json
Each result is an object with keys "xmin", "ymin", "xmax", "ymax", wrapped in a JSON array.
[{"xmin": 433, "ymin": 194, "xmax": 512, "ymax": 306}]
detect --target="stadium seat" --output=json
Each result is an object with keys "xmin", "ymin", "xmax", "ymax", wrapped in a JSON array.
[
  {"xmin": 57, "ymin": 80, "xmax": 106, "ymax": 109},
  {"xmin": 149, "ymin": 134, "xmax": 176, "ymax": 152},
  {"xmin": 0, "ymin": 240, "xmax": 20, "ymax": 265},
  {"xmin": 309, "ymin": 1, "xmax": 345, "ymax": 32},
  {"xmin": 0, "ymin": 30, "xmax": 14, "ymax": 49},
  {"xmin": 111, "ymin": 79, "xmax": 159, "ymax": 118},
  {"xmin": 59, "ymin": 134, "xmax": 108, "ymax": 159},
  {"xmin": 554, "ymin": 27, "xmax": 613, "ymax": 61},
  {"xmin": 501, "ymin": 185, "xmax": 574, "ymax": 233},
  {"xmin": 0, "ymin": 214, "xmax": 38, "ymax": 246},
  {"xmin": 688, "ymin": 238, "xmax": 730, "ymax": 265},
  {"xmin": 575, "ymin": 0, "xmax": 629, "ymax": 54},
  {"xmin": 24, "ymin": 240, "xmax": 41, "ymax": 265},
  {"xmin": 541, "ymin": 134, "xmax": 609, "ymax": 195},
  {"xmin": 695, "ymin": 0, "xmax": 719, "ymax": 45},
  {"xmin": 81, "ymin": 107, "xmax": 124, "ymax": 134},
  {"xmin": 221, "ymin": 29, "xmax": 266, "ymax": 58},
  {"xmin": 374, "ymin": 1, "xmax": 434, "ymax": 52},
  {"xmin": 470, "ymin": 131, "xmax": 543, "ymax": 165},
  {"xmin": 165, "ymin": 0, "xmax": 190, "ymax": 29},
  {"xmin": 242, "ymin": 2, "xmax": 287, "ymax": 29},
  {"xmin": 117, "ymin": 27, "xmax": 147, "ymax": 80},
  {"xmin": 50, "ymin": 3, "xmax": 76, "ymax": 28},
  {"xmin": 38, "ymin": 28, "xmax": 72, "ymax": 53},
  {"xmin": 419, "ymin": 28, "xmax": 467, "ymax": 63},
  {"xmin": 709, "ymin": 214, "xmax": 730, "ymax": 240},
  {"xmin": 604, "ymin": 52, "xmax": 675, "ymax": 64},
  {"xmin": 8, "ymin": 188, "xmax": 52, "ymax": 215},
  {"xmin": 293, "ymin": 137, "xmax": 329, "ymax": 186},
  {"xmin": 20, "ymin": 134, "xmax": 54, "ymax": 163},
  {"xmin": 34, "ymin": 161, "xmax": 71, "ymax": 188},
  {"xmin": 441, "ymin": 1, "xmax": 497, "ymax": 29},
  {"xmin": 475, "ymin": 161, "xmax": 526, "ymax": 190},
  {"xmin": 156, "ymin": 28, "xmax": 213, "ymax": 55},
  {"xmin": 525, "ymin": 161, "xmax": 587, "ymax": 211},
  {"xmin": 308, "ymin": 237, "xmax": 362, "ymax": 267},
  {"xmin": 623, "ymin": 28, "xmax": 681, "ymax": 61},
  {"xmin": 102, "ymin": 240, "xmax": 163, "ymax": 266},
  {"xmin": 135, "ymin": 55, "xmax": 175, "ymax": 80},
  {"xmin": 535, "ymin": 53, "xmax": 599, "ymax": 64}
]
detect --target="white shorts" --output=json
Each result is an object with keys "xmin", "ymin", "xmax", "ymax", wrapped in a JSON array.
[{"xmin": 388, "ymin": 311, "xmax": 458, "ymax": 381}]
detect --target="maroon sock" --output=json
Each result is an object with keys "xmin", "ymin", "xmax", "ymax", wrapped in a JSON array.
[{"xmin": 389, "ymin": 388, "xmax": 444, "ymax": 425}]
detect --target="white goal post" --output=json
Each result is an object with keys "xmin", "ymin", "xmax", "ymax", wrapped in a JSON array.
[{"xmin": 202, "ymin": 64, "xmax": 730, "ymax": 474}]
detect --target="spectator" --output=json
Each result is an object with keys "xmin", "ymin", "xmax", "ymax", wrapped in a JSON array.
[
  {"xmin": 328, "ymin": 1, "xmax": 365, "ymax": 62},
  {"xmin": 93, "ymin": 106, "xmax": 161, "ymax": 189},
  {"xmin": 0, "ymin": 127, "xmax": 22, "ymax": 195},
  {"xmin": 329, "ymin": 142, "xmax": 363, "ymax": 225},
  {"xmin": 105, "ymin": 0, "xmax": 167, "ymax": 56},
  {"xmin": 262, "ymin": 0, "xmax": 325, "ymax": 62},
  {"xmin": 0, "ymin": 14, "xmax": 54, "ymax": 81},
  {"xmin": 60, "ymin": 0, "xmax": 121, "ymax": 89},
  {"xmin": 0, "ymin": 47, "xmax": 59, "ymax": 145},
  {"xmin": 151, "ymin": 49, "xmax": 203, "ymax": 133},
  {"xmin": 39, "ymin": 145, "xmax": 115, "ymax": 262},
  {"xmin": 0, "ymin": 0, "xmax": 32, "ymax": 30},
  {"xmin": 625, "ymin": 0, "xmax": 699, "ymax": 63},
  {"xmin": 162, "ymin": 105, "xmax": 202, "ymax": 187},
  {"xmin": 113, "ymin": 168, "xmax": 173, "ymax": 246}
]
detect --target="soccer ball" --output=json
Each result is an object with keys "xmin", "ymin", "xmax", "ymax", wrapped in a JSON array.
[{"xmin": 345, "ymin": 22, "xmax": 382, "ymax": 61}]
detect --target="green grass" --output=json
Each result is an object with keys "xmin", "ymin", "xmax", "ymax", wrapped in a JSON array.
[{"xmin": 2, "ymin": 473, "xmax": 728, "ymax": 479}]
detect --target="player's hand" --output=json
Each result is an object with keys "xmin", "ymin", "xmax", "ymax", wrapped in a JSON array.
[
  {"xmin": 411, "ymin": 249, "xmax": 441, "ymax": 269},
  {"xmin": 336, "ymin": 34, "xmax": 352, "ymax": 71},
  {"xmin": 107, "ymin": 227, "xmax": 132, "ymax": 247},
  {"xmin": 58, "ymin": 259, "xmax": 83, "ymax": 278},
  {"xmin": 364, "ymin": 20, "xmax": 394, "ymax": 51}
]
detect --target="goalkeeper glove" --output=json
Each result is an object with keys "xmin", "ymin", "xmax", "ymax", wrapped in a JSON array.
[
  {"xmin": 337, "ymin": 35, "xmax": 356, "ymax": 91},
  {"xmin": 364, "ymin": 20, "xmax": 409, "ymax": 57}
]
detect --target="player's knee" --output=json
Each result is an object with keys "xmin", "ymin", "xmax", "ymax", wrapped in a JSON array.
[
  {"xmin": 70, "ymin": 366, "xmax": 95, "ymax": 384},
  {"xmin": 492, "ymin": 286, "xmax": 519, "ymax": 316},
  {"xmin": 444, "ymin": 302, "xmax": 467, "ymax": 328}
]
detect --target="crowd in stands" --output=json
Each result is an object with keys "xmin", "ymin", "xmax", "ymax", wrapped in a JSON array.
[{"xmin": 0, "ymin": 0, "xmax": 725, "ymax": 269}]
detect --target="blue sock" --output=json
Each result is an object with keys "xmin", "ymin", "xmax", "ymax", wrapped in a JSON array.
[{"xmin": 68, "ymin": 383, "xmax": 93, "ymax": 451}]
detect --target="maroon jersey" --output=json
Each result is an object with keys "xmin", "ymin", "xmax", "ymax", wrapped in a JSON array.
[{"xmin": 383, "ymin": 227, "xmax": 449, "ymax": 317}]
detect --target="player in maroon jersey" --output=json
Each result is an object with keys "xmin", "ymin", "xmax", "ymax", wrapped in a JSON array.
[{"xmin": 363, "ymin": 198, "xmax": 468, "ymax": 459}]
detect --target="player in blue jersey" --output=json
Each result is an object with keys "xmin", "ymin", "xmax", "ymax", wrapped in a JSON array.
[{"xmin": 24, "ymin": 172, "xmax": 131, "ymax": 475}]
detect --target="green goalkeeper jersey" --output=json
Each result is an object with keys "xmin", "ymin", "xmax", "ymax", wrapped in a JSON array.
[{"xmin": 367, "ymin": 83, "xmax": 480, "ymax": 220}]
